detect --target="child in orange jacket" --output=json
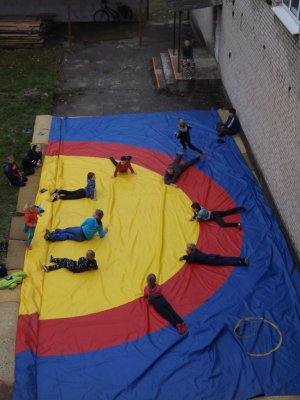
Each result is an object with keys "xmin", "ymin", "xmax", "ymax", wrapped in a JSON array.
[{"xmin": 23, "ymin": 202, "xmax": 41, "ymax": 250}]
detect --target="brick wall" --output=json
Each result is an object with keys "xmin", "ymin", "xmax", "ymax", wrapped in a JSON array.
[
  {"xmin": 192, "ymin": 0, "xmax": 300, "ymax": 260},
  {"xmin": 191, "ymin": 8, "xmax": 215, "ymax": 53}
]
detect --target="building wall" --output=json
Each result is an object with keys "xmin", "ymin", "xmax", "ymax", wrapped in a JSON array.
[
  {"xmin": 191, "ymin": 8, "xmax": 215, "ymax": 53},
  {"xmin": 0, "ymin": 0, "xmax": 137, "ymax": 21},
  {"xmin": 192, "ymin": 0, "xmax": 300, "ymax": 260}
]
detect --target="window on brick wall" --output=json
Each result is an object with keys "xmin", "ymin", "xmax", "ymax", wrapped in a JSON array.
[
  {"xmin": 283, "ymin": 0, "xmax": 300, "ymax": 20},
  {"xmin": 273, "ymin": 0, "xmax": 300, "ymax": 34}
]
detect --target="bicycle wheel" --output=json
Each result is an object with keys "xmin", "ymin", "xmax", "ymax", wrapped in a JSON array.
[{"xmin": 93, "ymin": 9, "xmax": 109, "ymax": 22}]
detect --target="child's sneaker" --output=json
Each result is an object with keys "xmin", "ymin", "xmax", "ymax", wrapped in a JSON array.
[
  {"xmin": 26, "ymin": 244, "xmax": 32, "ymax": 250},
  {"xmin": 50, "ymin": 189, "xmax": 58, "ymax": 195},
  {"xmin": 42, "ymin": 265, "xmax": 49, "ymax": 272},
  {"xmin": 179, "ymin": 322, "xmax": 187, "ymax": 334},
  {"xmin": 241, "ymin": 258, "xmax": 249, "ymax": 266},
  {"xmin": 176, "ymin": 322, "xmax": 187, "ymax": 335},
  {"xmin": 52, "ymin": 194, "xmax": 59, "ymax": 202},
  {"xmin": 44, "ymin": 229, "xmax": 51, "ymax": 241}
]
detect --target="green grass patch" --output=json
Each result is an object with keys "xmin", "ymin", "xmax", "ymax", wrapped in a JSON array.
[
  {"xmin": 0, "ymin": 43, "xmax": 63, "ymax": 241},
  {"xmin": 149, "ymin": 0, "xmax": 172, "ymax": 22},
  {"xmin": 149, "ymin": 0, "xmax": 189, "ymax": 22}
]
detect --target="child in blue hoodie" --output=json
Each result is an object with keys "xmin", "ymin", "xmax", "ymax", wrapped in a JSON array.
[
  {"xmin": 51, "ymin": 172, "xmax": 96, "ymax": 201},
  {"xmin": 44, "ymin": 209, "xmax": 108, "ymax": 242}
]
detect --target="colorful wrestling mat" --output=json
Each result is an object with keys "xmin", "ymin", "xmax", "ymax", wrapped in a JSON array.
[{"xmin": 14, "ymin": 110, "xmax": 300, "ymax": 399}]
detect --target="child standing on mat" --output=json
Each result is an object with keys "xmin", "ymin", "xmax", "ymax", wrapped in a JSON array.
[
  {"xmin": 110, "ymin": 155, "xmax": 136, "ymax": 178},
  {"xmin": 175, "ymin": 119, "xmax": 204, "ymax": 155},
  {"xmin": 190, "ymin": 202, "xmax": 246, "ymax": 229},
  {"xmin": 23, "ymin": 202, "xmax": 41, "ymax": 250},
  {"xmin": 51, "ymin": 172, "xmax": 96, "ymax": 202},
  {"xmin": 42, "ymin": 250, "xmax": 98, "ymax": 273},
  {"xmin": 144, "ymin": 273, "xmax": 187, "ymax": 335}
]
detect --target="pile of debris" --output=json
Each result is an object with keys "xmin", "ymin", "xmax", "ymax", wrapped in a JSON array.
[{"xmin": 0, "ymin": 14, "xmax": 56, "ymax": 48}]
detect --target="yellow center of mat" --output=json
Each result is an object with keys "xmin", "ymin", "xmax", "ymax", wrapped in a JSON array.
[{"xmin": 20, "ymin": 156, "xmax": 199, "ymax": 320}]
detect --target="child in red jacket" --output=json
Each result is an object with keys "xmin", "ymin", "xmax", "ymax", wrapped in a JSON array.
[
  {"xmin": 23, "ymin": 202, "xmax": 41, "ymax": 250},
  {"xmin": 109, "ymin": 155, "xmax": 136, "ymax": 178}
]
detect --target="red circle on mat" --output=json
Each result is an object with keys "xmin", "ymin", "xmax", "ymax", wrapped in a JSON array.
[{"xmin": 16, "ymin": 142, "xmax": 243, "ymax": 356}]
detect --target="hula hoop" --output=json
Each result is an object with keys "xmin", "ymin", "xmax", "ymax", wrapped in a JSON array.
[{"xmin": 234, "ymin": 317, "xmax": 283, "ymax": 357}]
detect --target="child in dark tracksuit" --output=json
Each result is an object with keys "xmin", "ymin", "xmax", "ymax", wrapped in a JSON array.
[
  {"xmin": 42, "ymin": 250, "xmax": 98, "ymax": 273},
  {"xmin": 164, "ymin": 154, "xmax": 200, "ymax": 188},
  {"xmin": 51, "ymin": 172, "xmax": 96, "ymax": 201},
  {"xmin": 22, "ymin": 144, "xmax": 43, "ymax": 175},
  {"xmin": 175, "ymin": 119, "xmax": 204, "ymax": 155},
  {"xmin": 179, "ymin": 243, "xmax": 249, "ymax": 266},
  {"xmin": 216, "ymin": 108, "xmax": 240, "ymax": 137},
  {"xmin": 144, "ymin": 274, "xmax": 187, "ymax": 335}
]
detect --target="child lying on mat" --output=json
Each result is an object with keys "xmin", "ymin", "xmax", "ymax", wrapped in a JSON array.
[
  {"xmin": 109, "ymin": 155, "xmax": 136, "ymax": 178},
  {"xmin": 144, "ymin": 273, "xmax": 187, "ymax": 335},
  {"xmin": 190, "ymin": 202, "xmax": 245, "ymax": 229},
  {"xmin": 42, "ymin": 250, "xmax": 98, "ymax": 273},
  {"xmin": 50, "ymin": 172, "xmax": 96, "ymax": 202}
]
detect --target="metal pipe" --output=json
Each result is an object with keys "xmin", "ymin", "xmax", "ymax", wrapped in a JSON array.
[
  {"xmin": 177, "ymin": 10, "xmax": 182, "ymax": 73},
  {"xmin": 138, "ymin": 0, "xmax": 143, "ymax": 48},
  {"xmin": 173, "ymin": 12, "xmax": 176, "ymax": 56},
  {"xmin": 67, "ymin": 0, "xmax": 73, "ymax": 51}
]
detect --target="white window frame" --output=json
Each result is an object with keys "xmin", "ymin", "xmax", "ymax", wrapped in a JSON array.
[
  {"xmin": 282, "ymin": 0, "xmax": 300, "ymax": 21},
  {"xmin": 272, "ymin": 2, "xmax": 300, "ymax": 34}
]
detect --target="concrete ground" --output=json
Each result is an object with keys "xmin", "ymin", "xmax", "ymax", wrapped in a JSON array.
[{"xmin": 54, "ymin": 21, "xmax": 228, "ymax": 116}]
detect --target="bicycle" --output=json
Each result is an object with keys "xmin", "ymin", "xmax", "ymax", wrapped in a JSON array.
[{"xmin": 93, "ymin": 0, "xmax": 133, "ymax": 22}]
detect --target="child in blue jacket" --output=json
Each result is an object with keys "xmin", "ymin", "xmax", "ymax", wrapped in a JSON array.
[
  {"xmin": 51, "ymin": 172, "xmax": 96, "ymax": 201},
  {"xmin": 216, "ymin": 108, "xmax": 240, "ymax": 136},
  {"xmin": 44, "ymin": 209, "xmax": 108, "ymax": 242}
]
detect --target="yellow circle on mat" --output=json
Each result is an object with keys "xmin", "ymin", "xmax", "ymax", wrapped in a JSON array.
[{"xmin": 20, "ymin": 155, "xmax": 199, "ymax": 320}]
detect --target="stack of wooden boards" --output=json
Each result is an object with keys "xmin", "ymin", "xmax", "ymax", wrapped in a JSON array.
[{"xmin": 0, "ymin": 14, "xmax": 56, "ymax": 48}]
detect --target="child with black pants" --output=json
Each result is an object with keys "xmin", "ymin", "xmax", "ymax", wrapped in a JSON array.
[
  {"xmin": 51, "ymin": 172, "xmax": 96, "ymax": 201},
  {"xmin": 42, "ymin": 250, "xmax": 98, "ymax": 273},
  {"xmin": 191, "ymin": 202, "xmax": 246, "ymax": 229},
  {"xmin": 144, "ymin": 274, "xmax": 187, "ymax": 335},
  {"xmin": 175, "ymin": 119, "xmax": 204, "ymax": 155}
]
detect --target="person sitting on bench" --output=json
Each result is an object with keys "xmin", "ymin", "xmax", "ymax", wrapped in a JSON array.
[
  {"xmin": 3, "ymin": 155, "xmax": 27, "ymax": 187},
  {"xmin": 164, "ymin": 154, "xmax": 200, "ymax": 188},
  {"xmin": 179, "ymin": 243, "xmax": 249, "ymax": 266},
  {"xmin": 21, "ymin": 144, "xmax": 42, "ymax": 176},
  {"xmin": 216, "ymin": 108, "xmax": 240, "ymax": 136}
]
